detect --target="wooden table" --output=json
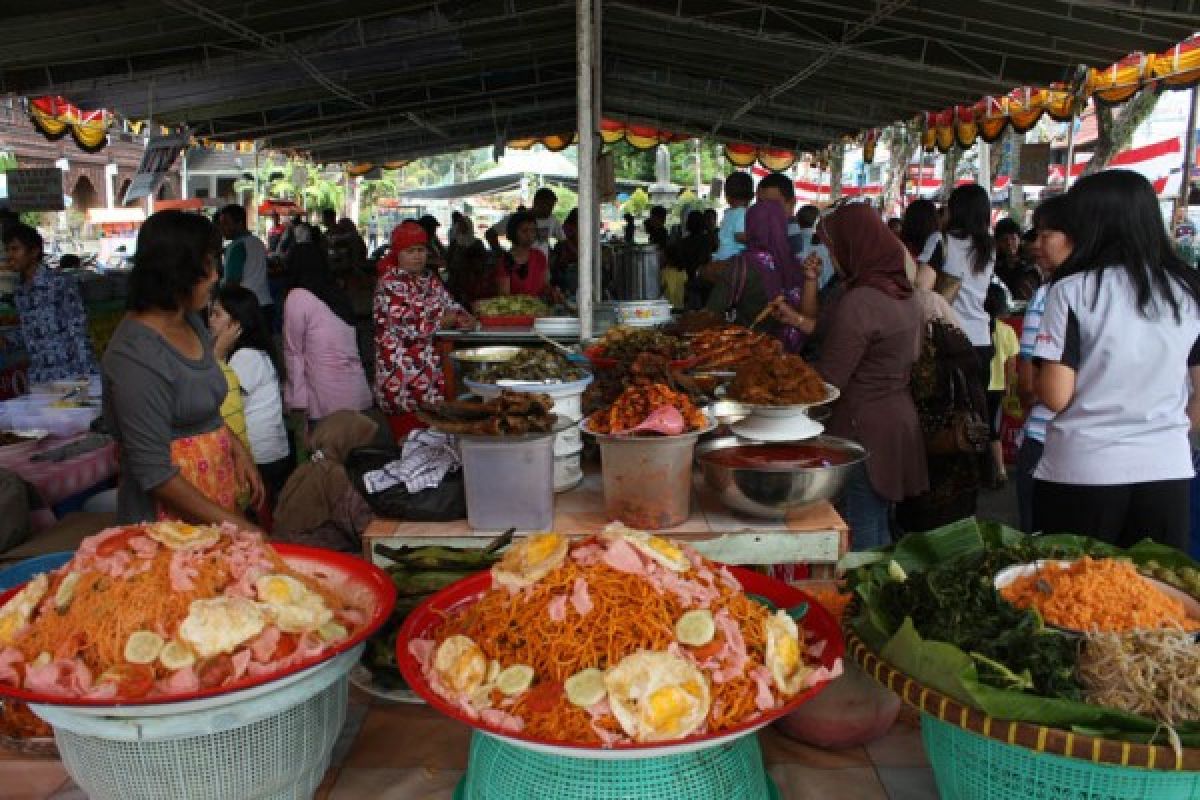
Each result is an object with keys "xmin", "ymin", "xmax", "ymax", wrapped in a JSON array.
[{"xmin": 364, "ymin": 466, "xmax": 848, "ymax": 575}]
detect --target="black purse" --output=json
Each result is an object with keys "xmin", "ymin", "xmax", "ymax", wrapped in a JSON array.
[{"xmin": 344, "ymin": 446, "xmax": 466, "ymax": 521}]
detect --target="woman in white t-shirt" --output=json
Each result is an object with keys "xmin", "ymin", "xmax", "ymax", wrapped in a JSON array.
[
  {"xmin": 1033, "ymin": 169, "xmax": 1200, "ymax": 549},
  {"xmin": 939, "ymin": 184, "xmax": 996, "ymax": 387},
  {"xmin": 212, "ymin": 286, "xmax": 293, "ymax": 504}
]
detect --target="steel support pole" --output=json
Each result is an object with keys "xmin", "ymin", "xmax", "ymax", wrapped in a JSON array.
[{"xmin": 577, "ymin": 0, "xmax": 596, "ymax": 342}]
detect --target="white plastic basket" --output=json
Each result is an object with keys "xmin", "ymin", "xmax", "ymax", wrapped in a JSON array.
[{"xmin": 30, "ymin": 645, "xmax": 361, "ymax": 800}]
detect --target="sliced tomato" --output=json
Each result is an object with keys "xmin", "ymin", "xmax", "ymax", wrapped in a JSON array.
[
  {"xmin": 101, "ymin": 663, "xmax": 155, "ymax": 699},
  {"xmin": 522, "ymin": 681, "xmax": 562, "ymax": 713},
  {"xmin": 272, "ymin": 633, "xmax": 299, "ymax": 662},
  {"xmin": 690, "ymin": 636, "xmax": 725, "ymax": 662},
  {"xmin": 195, "ymin": 654, "xmax": 234, "ymax": 689},
  {"xmin": 96, "ymin": 529, "xmax": 139, "ymax": 557}
]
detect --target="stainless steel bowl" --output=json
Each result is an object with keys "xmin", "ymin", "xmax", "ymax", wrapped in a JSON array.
[
  {"xmin": 449, "ymin": 346, "xmax": 523, "ymax": 382},
  {"xmin": 695, "ymin": 435, "xmax": 868, "ymax": 519}
]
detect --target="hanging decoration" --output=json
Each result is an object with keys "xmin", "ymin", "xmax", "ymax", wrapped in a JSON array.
[
  {"xmin": 918, "ymin": 33, "xmax": 1200, "ymax": 154},
  {"xmin": 28, "ymin": 96, "xmax": 111, "ymax": 153}
]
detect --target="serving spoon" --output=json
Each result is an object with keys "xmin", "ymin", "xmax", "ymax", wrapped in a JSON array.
[{"xmin": 616, "ymin": 405, "xmax": 686, "ymax": 436}]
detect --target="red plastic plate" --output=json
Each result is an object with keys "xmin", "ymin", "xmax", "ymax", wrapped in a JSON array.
[
  {"xmin": 0, "ymin": 544, "xmax": 396, "ymax": 707},
  {"xmin": 396, "ymin": 566, "xmax": 844, "ymax": 753}
]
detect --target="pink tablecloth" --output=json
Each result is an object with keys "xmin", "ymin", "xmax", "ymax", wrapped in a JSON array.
[{"xmin": 0, "ymin": 436, "xmax": 117, "ymax": 528}]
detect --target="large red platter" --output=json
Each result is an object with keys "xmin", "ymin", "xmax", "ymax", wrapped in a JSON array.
[
  {"xmin": 0, "ymin": 544, "xmax": 396, "ymax": 707},
  {"xmin": 396, "ymin": 566, "xmax": 844, "ymax": 757}
]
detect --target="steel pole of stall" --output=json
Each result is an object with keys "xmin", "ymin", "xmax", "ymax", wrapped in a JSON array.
[{"xmin": 577, "ymin": 0, "xmax": 596, "ymax": 342}]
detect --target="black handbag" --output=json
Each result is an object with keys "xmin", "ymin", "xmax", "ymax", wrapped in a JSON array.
[{"xmin": 345, "ymin": 446, "xmax": 466, "ymax": 521}]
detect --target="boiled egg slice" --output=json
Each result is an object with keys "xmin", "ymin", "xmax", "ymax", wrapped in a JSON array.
[
  {"xmin": 604, "ymin": 651, "xmax": 711, "ymax": 742},
  {"xmin": 620, "ymin": 529, "xmax": 691, "ymax": 573},
  {"xmin": 433, "ymin": 634, "xmax": 488, "ymax": 696},
  {"xmin": 146, "ymin": 521, "xmax": 222, "ymax": 551},
  {"xmin": 491, "ymin": 533, "xmax": 568, "ymax": 591},
  {"xmin": 0, "ymin": 573, "xmax": 48, "ymax": 646},
  {"xmin": 178, "ymin": 596, "xmax": 266, "ymax": 659},
  {"xmin": 764, "ymin": 610, "xmax": 810, "ymax": 695},
  {"xmin": 255, "ymin": 574, "xmax": 333, "ymax": 634}
]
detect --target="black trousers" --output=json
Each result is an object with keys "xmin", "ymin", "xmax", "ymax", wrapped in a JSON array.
[
  {"xmin": 1014, "ymin": 438, "xmax": 1043, "ymax": 534},
  {"xmin": 1032, "ymin": 477, "xmax": 1191, "ymax": 551}
]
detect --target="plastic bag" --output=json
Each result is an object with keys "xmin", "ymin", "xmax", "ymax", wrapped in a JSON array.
[{"xmin": 345, "ymin": 446, "xmax": 466, "ymax": 522}]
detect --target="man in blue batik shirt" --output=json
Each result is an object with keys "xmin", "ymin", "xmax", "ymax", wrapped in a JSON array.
[{"xmin": 3, "ymin": 224, "xmax": 96, "ymax": 383}]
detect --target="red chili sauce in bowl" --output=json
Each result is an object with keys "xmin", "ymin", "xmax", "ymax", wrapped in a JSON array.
[{"xmin": 700, "ymin": 444, "xmax": 855, "ymax": 470}]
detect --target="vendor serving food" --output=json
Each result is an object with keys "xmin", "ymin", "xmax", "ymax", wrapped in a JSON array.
[{"xmin": 374, "ymin": 221, "xmax": 475, "ymax": 441}]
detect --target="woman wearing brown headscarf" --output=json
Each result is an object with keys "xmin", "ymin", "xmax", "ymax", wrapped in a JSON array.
[
  {"xmin": 272, "ymin": 411, "xmax": 379, "ymax": 551},
  {"xmin": 769, "ymin": 203, "xmax": 928, "ymax": 549}
]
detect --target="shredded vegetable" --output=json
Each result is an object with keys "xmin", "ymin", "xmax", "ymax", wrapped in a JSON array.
[
  {"xmin": 999, "ymin": 557, "xmax": 1200, "ymax": 633},
  {"xmin": 1078, "ymin": 629, "xmax": 1200, "ymax": 729}
]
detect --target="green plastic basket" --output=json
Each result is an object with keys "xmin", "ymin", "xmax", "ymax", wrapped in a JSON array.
[
  {"xmin": 923, "ymin": 714, "xmax": 1200, "ymax": 800},
  {"xmin": 454, "ymin": 731, "xmax": 779, "ymax": 800}
]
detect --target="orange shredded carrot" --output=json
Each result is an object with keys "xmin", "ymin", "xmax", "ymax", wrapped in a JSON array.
[
  {"xmin": 999, "ymin": 557, "xmax": 1200, "ymax": 633},
  {"xmin": 806, "ymin": 586, "xmax": 852, "ymax": 622}
]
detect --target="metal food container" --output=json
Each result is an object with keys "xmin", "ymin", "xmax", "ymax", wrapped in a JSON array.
[
  {"xmin": 696, "ymin": 435, "xmax": 867, "ymax": 519},
  {"xmin": 448, "ymin": 346, "xmax": 523, "ymax": 383}
]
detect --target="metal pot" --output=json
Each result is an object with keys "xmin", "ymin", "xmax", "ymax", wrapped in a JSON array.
[{"xmin": 610, "ymin": 243, "xmax": 661, "ymax": 302}]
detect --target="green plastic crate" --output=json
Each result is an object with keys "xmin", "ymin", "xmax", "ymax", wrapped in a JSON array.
[
  {"xmin": 923, "ymin": 714, "xmax": 1200, "ymax": 800},
  {"xmin": 454, "ymin": 731, "xmax": 779, "ymax": 800}
]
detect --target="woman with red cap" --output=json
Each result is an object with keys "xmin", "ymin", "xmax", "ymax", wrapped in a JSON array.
[
  {"xmin": 768, "ymin": 203, "xmax": 927, "ymax": 549},
  {"xmin": 374, "ymin": 221, "xmax": 474, "ymax": 440}
]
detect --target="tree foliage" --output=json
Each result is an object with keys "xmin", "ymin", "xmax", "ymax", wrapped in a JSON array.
[
  {"xmin": 1083, "ymin": 90, "xmax": 1161, "ymax": 176},
  {"xmin": 621, "ymin": 187, "xmax": 650, "ymax": 217},
  {"xmin": 606, "ymin": 139, "xmax": 725, "ymax": 187}
]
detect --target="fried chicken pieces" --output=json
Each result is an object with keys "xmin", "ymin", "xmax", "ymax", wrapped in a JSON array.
[
  {"xmin": 688, "ymin": 326, "xmax": 780, "ymax": 371},
  {"xmin": 728, "ymin": 353, "xmax": 828, "ymax": 405}
]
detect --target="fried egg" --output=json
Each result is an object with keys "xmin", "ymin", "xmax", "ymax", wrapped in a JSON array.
[
  {"xmin": 433, "ymin": 635, "xmax": 489, "ymax": 696},
  {"xmin": 255, "ymin": 574, "xmax": 333, "ymax": 634},
  {"xmin": 146, "ymin": 521, "xmax": 222, "ymax": 551},
  {"xmin": 619, "ymin": 528, "xmax": 691, "ymax": 573},
  {"xmin": 605, "ymin": 650, "xmax": 711, "ymax": 742},
  {"xmin": 492, "ymin": 533, "xmax": 569, "ymax": 591},
  {"xmin": 178, "ymin": 596, "xmax": 266, "ymax": 659},
  {"xmin": 0, "ymin": 573, "xmax": 48, "ymax": 646},
  {"xmin": 764, "ymin": 610, "xmax": 810, "ymax": 695}
]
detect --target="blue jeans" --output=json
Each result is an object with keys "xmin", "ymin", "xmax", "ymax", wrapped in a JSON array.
[{"xmin": 838, "ymin": 464, "xmax": 892, "ymax": 551}]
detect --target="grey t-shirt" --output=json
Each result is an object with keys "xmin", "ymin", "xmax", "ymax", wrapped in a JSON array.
[{"xmin": 102, "ymin": 313, "xmax": 227, "ymax": 523}]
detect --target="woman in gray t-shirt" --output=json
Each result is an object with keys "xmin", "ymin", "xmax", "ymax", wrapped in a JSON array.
[
  {"xmin": 1033, "ymin": 170, "xmax": 1200, "ymax": 549},
  {"xmin": 102, "ymin": 211, "xmax": 264, "ymax": 526}
]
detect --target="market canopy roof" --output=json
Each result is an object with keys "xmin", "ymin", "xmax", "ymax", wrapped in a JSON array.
[{"xmin": 1, "ymin": 1, "xmax": 1197, "ymax": 162}]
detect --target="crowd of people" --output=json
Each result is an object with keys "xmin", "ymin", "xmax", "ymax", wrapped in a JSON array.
[
  {"xmin": 2, "ymin": 166, "xmax": 1197, "ymax": 556},
  {"xmin": 679, "ymin": 169, "xmax": 1199, "ymax": 552}
]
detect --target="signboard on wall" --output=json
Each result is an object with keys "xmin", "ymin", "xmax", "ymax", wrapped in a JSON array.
[
  {"xmin": 123, "ymin": 130, "xmax": 189, "ymax": 204},
  {"xmin": 1016, "ymin": 143, "xmax": 1052, "ymax": 186},
  {"xmin": 0, "ymin": 168, "xmax": 65, "ymax": 210}
]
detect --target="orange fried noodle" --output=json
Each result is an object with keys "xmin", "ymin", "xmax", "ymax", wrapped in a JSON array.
[
  {"xmin": 15, "ymin": 545, "xmax": 350, "ymax": 682},
  {"xmin": 436, "ymin": 559, "xmax": 772, "ymax": 744}
]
